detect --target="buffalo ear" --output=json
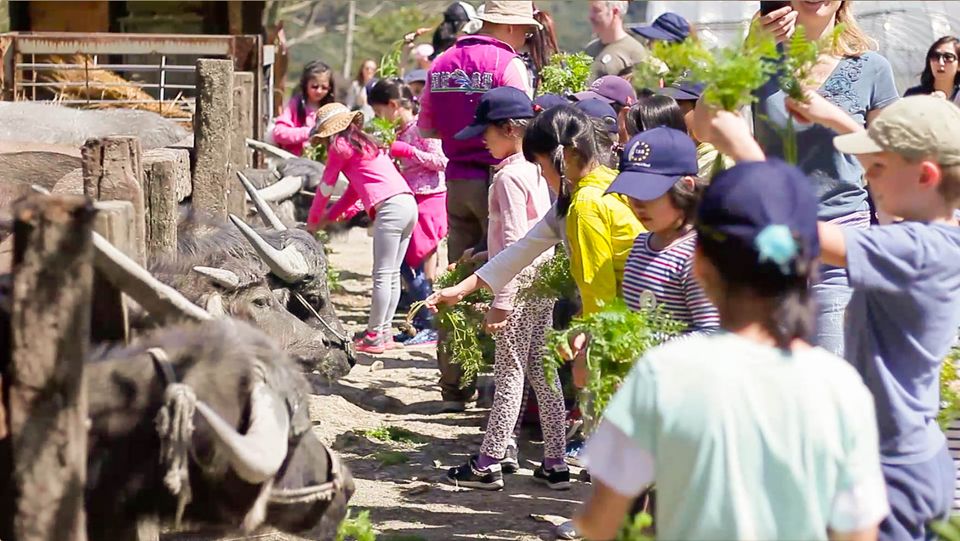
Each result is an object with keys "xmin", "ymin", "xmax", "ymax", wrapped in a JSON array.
[{"xmin": 204, "ymin": 293, "xmax": 227, "ymax": 318}]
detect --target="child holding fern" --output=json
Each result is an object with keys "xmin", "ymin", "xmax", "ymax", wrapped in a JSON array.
[{"xmin": 443, "ymin": 87, "xmax": 569, "ymax": 491}]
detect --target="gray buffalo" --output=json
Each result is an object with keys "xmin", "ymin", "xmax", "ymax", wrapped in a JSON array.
[{"xmin": 85, "ymin": 318, "xmax": 354, "ymax": 539}]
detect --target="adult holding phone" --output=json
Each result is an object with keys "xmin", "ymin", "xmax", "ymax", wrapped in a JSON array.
[{"xmin": 751, "ymin": 1, "xmax": 898, "ymax": 358}]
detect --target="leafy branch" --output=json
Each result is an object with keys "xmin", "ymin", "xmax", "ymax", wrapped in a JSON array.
[
  {"xmin": 537, "ymin": 52, "xmax": 594, "ymax": 96},
  {"xmin": 517, "ymin": 249, "xmax": 577, "ymax": 302}
]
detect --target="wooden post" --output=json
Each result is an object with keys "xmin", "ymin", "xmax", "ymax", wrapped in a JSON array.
[
  {"xmin": 90, "ymin": 201, "xmax": 135, "ymax": 344},
  {"xmin": 229, "ymin": 71, "xmax": 255, "ymax": 218},
  {"xmin": 81, "ymin": 135, "xmax": 146, "ymax": 265},
  {"xmin": 194, "ymin": 58, "xmax": 234, "ymax": 221},
  {"xmin": 9, "ymin": 194, "xmax": 92, "ymax": 541},
  {"xmin": 142, "ymin": 148, "xmax": 189, "ymax": 257}
]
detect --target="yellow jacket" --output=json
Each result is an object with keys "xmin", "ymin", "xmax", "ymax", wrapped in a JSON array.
[{"xmin": 566, "ymin": 165, "xmax": 645, "ymax": 314}]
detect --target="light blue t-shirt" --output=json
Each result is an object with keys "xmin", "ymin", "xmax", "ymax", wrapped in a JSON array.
[
  {"xmin": 844, "ymin": 222, "xmax": 960, "ymax": 464},
  {"xmin": 596, "ymin": 333, "xmax": 886, "ymax": 539},
  {"xmin": 754, "ymin": 52, "xmax": 899, "ymax": 221}
]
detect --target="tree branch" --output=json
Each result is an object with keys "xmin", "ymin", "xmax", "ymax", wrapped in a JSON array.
[{"xmin": 287, "ymin": 26, "xmax": 329, "ymax": 47}]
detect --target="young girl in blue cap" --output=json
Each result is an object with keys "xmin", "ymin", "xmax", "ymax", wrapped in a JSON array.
[{"xmin": 573, "ymin": 160, "xmax": 888, "ymax": 540}]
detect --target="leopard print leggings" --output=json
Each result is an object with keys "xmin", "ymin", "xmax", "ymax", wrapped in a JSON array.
[{"xmin": 480, "ymin": 298, "xmax": 567, "ymax": 461}]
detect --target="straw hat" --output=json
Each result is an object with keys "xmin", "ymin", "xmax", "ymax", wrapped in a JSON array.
[
  {"xmin": 309, "ymin": 103, "xmax": 364, "ymax": 143},
  {"xmin": 476, "ymin": 1, "xmax": 542, "ymax": 29}
]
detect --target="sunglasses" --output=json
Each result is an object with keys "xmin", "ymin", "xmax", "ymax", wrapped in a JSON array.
[{"xmin": 930, "ymin": 52, "xmax": 958, "ymax": 63}]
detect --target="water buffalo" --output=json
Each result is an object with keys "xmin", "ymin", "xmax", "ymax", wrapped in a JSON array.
[{"xmin": 85, "ymin": 318, "xmax": 354, "ymax": 539}]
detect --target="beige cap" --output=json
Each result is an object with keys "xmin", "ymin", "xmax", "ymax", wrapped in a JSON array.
[
  {"xmin": 834, "ymin": 95, "xmax": 960, "ymax": 165},
  {"xmin": 309, "ymin": 103, "xmax": 364, "ymax": 144},
  {"xmin": 476, "ymin": 1, "xmax": 543, "ymax": 30}
]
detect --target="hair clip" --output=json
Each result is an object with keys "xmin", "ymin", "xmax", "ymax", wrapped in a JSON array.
[
  {"xmin": 532, "ymin": 104, "xmax": 544, "ymax": 113},
  {"xmin": 755, "ymin": 224, "xmax": 798, "ymax": 274}
]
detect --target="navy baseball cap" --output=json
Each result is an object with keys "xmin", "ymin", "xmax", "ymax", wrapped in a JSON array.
[
  {"xmin": 660, "ymin": 79, "xmax": 704, "ymax": 101},
  {"xmin": 696, "ymin": 160, "xmax": 820, "ymax": 273},
  {"xmin": 574, "ymin": 76, "xmax": 637, "ymax": 108},
  {"xmin": 630, "ymin": 12, "xmax": 690, "ymax": 43},
  {"xmin": 533, "ymin": 93, "xmax": 569, "ymax": 113},
  {"xmin": 455, "ymin": 86, "xmax": 535, "ymax": 140},
  {"xmin": 607, "ymin": 127, "xmax": 698, "ymax": 201},
  {"xmin": 574, "ymin": 98, "xmax": 619, "ymax": 134}
]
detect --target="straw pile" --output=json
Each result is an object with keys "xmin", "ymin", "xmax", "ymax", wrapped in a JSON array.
[{"xmin": 39, "ymin": 54, "xmax": 192, "ymax": 120}]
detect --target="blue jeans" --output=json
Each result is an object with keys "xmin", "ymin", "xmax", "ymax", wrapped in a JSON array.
[
  {"xmin": 812, "ymin": 265, "xmax": 852, "ymax": 358},
  {"xmin": 401, "ymin": 263, "xmax": 434, "ymax": 330}
]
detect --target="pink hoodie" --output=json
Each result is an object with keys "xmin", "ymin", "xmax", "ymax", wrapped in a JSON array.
[
  {"xmin": 271, "ymin": 96, "xmax": 317, "ymax": 156},
  {"xmin": 307, "ymin": 136, "xmax": 412, "ymax": 225}
]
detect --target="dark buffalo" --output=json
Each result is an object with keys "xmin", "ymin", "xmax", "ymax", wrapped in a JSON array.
[{"xmin": 85, "ymin": 318, "xmax": 354, "ymax": 539}]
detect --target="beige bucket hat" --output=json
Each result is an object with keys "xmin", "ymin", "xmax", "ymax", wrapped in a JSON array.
[
  {"xmin": 309, "ymin": 103, "xmax": 364, "ymax": 144},
  {"xmin": 476, "ymin": 1, "xmax": 542, "ymax": 30}
]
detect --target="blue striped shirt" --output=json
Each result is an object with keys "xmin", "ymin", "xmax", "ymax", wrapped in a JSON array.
[{"xmin": 622, "ymin": 231, "xmax": 719, "ymax": 332}]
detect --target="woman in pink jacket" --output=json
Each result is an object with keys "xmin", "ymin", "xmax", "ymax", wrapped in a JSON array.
[
  {"xmin": 307, "ymin": 103, "xmax": 418, "ymax": 355},
  {"xmin": 271, "ymin": 60, "xmax": 336, "ymax": 156}
]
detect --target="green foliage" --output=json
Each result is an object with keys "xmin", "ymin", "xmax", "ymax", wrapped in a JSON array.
[
  {"xmin": 518, "ymin": 250, "xmax": 577, "ymax": 302},
  {"xmin": 362, "ymin": 425, "xmax": 429, "ymax": 445},
  {"xmin": 933, "ymin": 515, "xmax": 960, "ymax": 541},
  {"xmin": 432, "ymin": 260, "xmax": 495, "ymax": 388},
  {"xmin": 327, "ymin": 266, "xmax": 343, "ymax": 292},
  {"xmin": 373, "ymin": 450, "xmax": 410, "ymax": 466},
  {"xmin": 538, "ymin": 52, "xmax": 594, "ymax": 96},
  {"xmin": 365, "ymin": 116, "xmax": 401, "ymax": 148},
  {"xmin": 617, "ymin": 511, "xmax": 654, "ymax": 541},
  {"xmin": 355, "ymin": 5, "xmax": 441, "ymax": 72},
  {"xmin": 652, "ymin": 28, "xmax": 778, "ymax": 111},
  {"xmin": 304, "ymin": 141, "xmax": 328, "ymax": 164},
  {"xmin": 377, "ymin": 40, "xmax": 405, "ymax": 80},
  {"xmin": 939, "ymin": 347, "xmax": 960, "ymax": 429},
  {"xmin": 545, "ymin": 299, "xmax": 684, "ymax": 422},
  {"xmin": 336, "ymin": 509, "xmax": 378, "ymax": 541},
  {"xmin": 632, "ymin": 56, "xmax": 670, "ymax": 92}
]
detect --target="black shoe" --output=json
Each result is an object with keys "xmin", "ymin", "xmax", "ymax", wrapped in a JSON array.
[
  {"xmin": 532, "ymin": 463, "xmax": 571, "ymax": 490},
  {"xmin": 500, "ymin": 441, "xmax": 519, "ymax": 474},
  {"xmin": 446, "ymin": 456, "xmax": 504, "ymax": 490}
]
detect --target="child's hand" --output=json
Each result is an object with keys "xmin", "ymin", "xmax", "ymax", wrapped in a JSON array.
[
  {"xmin": 693, "ymin": 98, "xmax": 765, "ymax": 162},
  {"xmin": 389, "ymin": 141, "xmax": 417, "ymax": 159},
  {"xmin": 568, "ymin": 333, "xmax": 591, "ymax": 388},
  {"xmin": 425, "ymin": 287, "xmax": 466, "ymax": 312},
  {"xmin": 484, "ymin": 307, "xmax": 512, "ymax": 334}
]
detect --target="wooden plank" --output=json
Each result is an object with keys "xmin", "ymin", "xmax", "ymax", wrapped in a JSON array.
[
  {"xmin": 9, "ymin": 193, "xmax": 92, "ymax": 541},
  {"xmin": 193, "ymin": 58, "xmax": 234, "ymax": 221},
  {"xmin": 228, "ymin": 71, "xmax": 254, "ymax": 218},
  {"xmin": 90, "ymin": 200, "xmax": 134, "ymax": 343},
  {"xmin": 142, "ymin": 148, "xmax": 187, "ymax": 257},
  {"xmin": 81, "ymin": 135, "xmax": 146, "ymax": 265}
]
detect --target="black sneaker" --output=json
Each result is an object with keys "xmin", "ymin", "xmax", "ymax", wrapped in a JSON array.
[
  {"xmin": 532, "ymin": 463, "xmax": 571, "ymax": 490},
  {"xmin": 500, "ymin": 441, "xmax": 519, "ymax": 474},
  {"xmin": 446, "ymin": 456, "xmax": 504, "ymax": 490}
]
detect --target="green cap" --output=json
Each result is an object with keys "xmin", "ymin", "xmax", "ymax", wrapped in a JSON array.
[{"xmin": 833, "ymin": 95, "xmax": 960, "ymax": 165}]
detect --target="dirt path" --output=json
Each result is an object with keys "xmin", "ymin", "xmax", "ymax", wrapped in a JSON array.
[{"xmin": 308, "ymin": 228, "xmax": 590, "ymax": 540}]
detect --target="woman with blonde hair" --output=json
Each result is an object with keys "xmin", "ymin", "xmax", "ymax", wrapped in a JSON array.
[{"xmin": 751, "ymin": 1, "xmax": 898, "ymax": 359}]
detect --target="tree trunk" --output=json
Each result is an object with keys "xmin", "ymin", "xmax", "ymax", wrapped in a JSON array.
[{"xmin": 8, "ymin": 193, "xmax": 93, "ymax": 541}]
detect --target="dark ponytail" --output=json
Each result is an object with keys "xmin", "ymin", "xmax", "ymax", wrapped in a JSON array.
[
  {"xmin": 624, "ymin": 94, "xmax": 687, "ymax": 137},
  {"xmin": 367, "ymin": 78, "xmax": 419, "ymax": 114},
  {"xmin": 523, "ymin": 105, "xmax": 602, "ymax": 218},
  {"xmin": 697, "ymin": 231, "xmax": 816, "ymax": 349}
]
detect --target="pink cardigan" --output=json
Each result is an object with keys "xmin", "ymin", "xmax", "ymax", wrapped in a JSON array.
[
  {"xmin": 307, "ymin": 136, "xmax": 412, "ymax": 225},
  {"xmin": 271, "ymin": 96, "xmax": 317, "ymax": 156}
]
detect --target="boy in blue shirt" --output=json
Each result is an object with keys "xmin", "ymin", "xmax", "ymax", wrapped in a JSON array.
[
  {"xmin": 694, "ymin": 94, "xmax": 960, "ymax": 541},
  {"xmin": 822, "ymin": 95, "xmax": 960, "ymax": 540}
]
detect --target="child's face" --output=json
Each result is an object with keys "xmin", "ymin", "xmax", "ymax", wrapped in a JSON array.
[
  {"xmin": 408, "ymin": 81, "xmax": 425, "ymax": 97},
  {"xmin": 371, "ymin": 101, "xmax": 400, "ymax": 122},
  {"xmin": 628, "ymin": 191, "xmax": 684, "ymax": 235},
  {"xmin": 533, "ymin": 153, "xmax": 562, "ymax": 194},
  {"xmin": 483, "ymin": 124, "xmax": 520, "ymax": 160},
  {"xmin": 306, "ymin": 73, "xmax": 331, "ymax": 105},
  {"xmin": 859, "ymin": 151, "xmax": 937, "ymax": 219}
]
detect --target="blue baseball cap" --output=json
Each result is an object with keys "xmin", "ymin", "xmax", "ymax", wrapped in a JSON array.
[
  {"xmin": 696, "ymin": 160, "xmax": 820, "ymax": 273},
  {"xmin": 659, "ymin": 79, "xmax": 704, "ymax": 101},
  {"xmin": 574, "ymin": 98, "xmax": 619, "ymax": 134},
  {"xmin": 629, "ymin": 12, "xmax": 690, "ymax": 43},
  {"xmin": 455, "ymin": 86, "xmax": 535, "ymax": 140},
  {"xmin": 533, "ymin": 93, "xmax": 569, "ymax": 113},
  {"xmin": 607, "ymin": 127, "xmax": 698, "ymax": 201}
]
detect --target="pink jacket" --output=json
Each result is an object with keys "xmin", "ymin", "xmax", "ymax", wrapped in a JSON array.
[
  {"xmin": 307, "ymin": 136, "xmax": 412, "ymax": 225},
  {"xmin": 487, "ymin": 153, "xmax": 553, "ymax": 311},
  {"xmin": 272, "ymin": 96, "xmax": 317, "ymax": 156},
  {"xmin": 396, "ymin": 117, "xmax": 447, "ymax": 195}
]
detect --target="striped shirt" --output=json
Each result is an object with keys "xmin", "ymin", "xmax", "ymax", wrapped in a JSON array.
[{"xmin": 622, "ymin": 231, "xmax": 719, "ymax": 332}]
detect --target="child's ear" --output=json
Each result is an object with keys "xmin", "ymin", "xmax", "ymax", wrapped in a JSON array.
[{"xmin": 919, "ymin": 160, "xmax": 943, "ymax": 191}]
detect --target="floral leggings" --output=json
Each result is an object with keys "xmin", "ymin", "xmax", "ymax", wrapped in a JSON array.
[{"xmin": 480, "ymin": 297, "xmax": 567, "ymax": 461}]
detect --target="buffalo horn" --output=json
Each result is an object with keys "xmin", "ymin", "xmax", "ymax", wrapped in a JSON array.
[
  {"xmin": 193, "ymin": 266, "xmax": 241, "ymax": 290},
  {"xmin": 256, "ymin": 175, "xmax": 303, "ymax": 203},
  {"xmin": 195, "ymin": 381, "xmax": 290, "ymax": 484},
  {"xmin": 245, "ymin": 138, "xmax": 297, "ymax": 161},
  {"xmin": 236, "ymin": 171, "xmax": 287, "ymax": 232},
  {"xmin": 229, "ymin": 214, "xmax": 310, "ymax": 283}
]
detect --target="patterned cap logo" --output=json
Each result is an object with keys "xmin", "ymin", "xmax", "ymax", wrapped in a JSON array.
[{"xmin": 628, "ymin": 140, "xmax": 652, "ymax": 167}]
